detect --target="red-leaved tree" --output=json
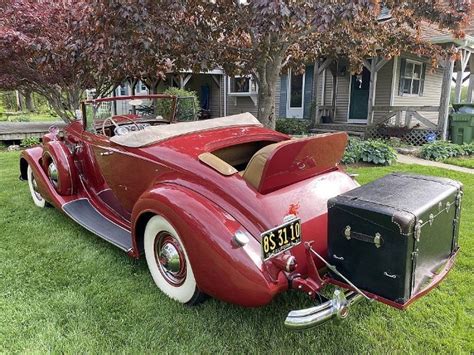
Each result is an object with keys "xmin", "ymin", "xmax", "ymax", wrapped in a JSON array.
[{"xmin": 176, "ymin": 0, "xmax": 471, "ymax": 128}]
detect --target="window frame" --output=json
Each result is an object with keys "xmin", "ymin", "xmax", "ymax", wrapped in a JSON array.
[
  {"xmin": 227, "ymin": 76, "xmax": 258, "ymax": 96},
  {"xmin": 400, "ymin": 59, "xmax": 424, "ymax": 96}
]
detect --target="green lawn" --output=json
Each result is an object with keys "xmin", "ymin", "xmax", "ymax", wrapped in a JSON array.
[
  {"xmin": 0, "ymin": 151, "xmax": 472, "ymax": 353},
  {"xmin": 443, "ymin": 157, "xmax": 474, "ymax": 169},
  {"xmin": 0, "ymin": 112, "xmax": 59, "ymax": 122}
]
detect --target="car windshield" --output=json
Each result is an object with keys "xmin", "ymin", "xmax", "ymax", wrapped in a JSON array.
[{"xmin": 81, "ymin": 95, "xmax": 198, "ymax": 135}]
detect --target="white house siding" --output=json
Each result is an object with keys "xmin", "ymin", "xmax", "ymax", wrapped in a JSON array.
[
  {"xmin": 227, "ymin": 74, "xmax": 281, "ymax": 119},
  {"xmin": 334, "ymin": 73, "xmax": 350, "ymax": 122},
  {"xmin": 392, "ymin": 55, "xmax": 443, "ymax": 125},
  {"xmin": 315, "ymin": 69, "xmax": 350, "ymax": 122},
  {"xmin": 226, "ymin": 97, "xmax": 258, "ymax": 116},
  {"xmin": 373, "ymin": 59, "xmax": 394, "ymax": 123},
  {"xmin": 274, "ymin": 76, "xmax": 281, "ymax": 119}
]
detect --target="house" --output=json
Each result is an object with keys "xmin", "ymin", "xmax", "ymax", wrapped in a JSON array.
[
  {"xmin": 112, "ymin": 19, "xmax": 474, "ymax": 145},
  {"xmin": 304, "ymin": 21, "xmax": 474, "ymax": 144}
]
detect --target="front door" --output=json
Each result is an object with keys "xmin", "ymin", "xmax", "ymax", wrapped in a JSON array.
[
  {"xmin": 287, "ymin": 70, "xmax": 305, "ymax": 118},
  {"xmin": 349, "ymin": 67, "xmax": 370, "ymax": 121}
]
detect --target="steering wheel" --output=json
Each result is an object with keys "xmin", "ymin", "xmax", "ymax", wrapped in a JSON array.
[{"xmin": 101, "ymin": 115, "xmax": 141, "ymax": 136}]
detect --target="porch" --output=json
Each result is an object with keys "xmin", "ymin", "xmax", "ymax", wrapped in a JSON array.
[
  {"xmin": 310, "ymin": 41, "xmax": 474, "ymax": 144},
  {"xmin": 312, "ymin": 105, "xmax": 442, "ymax": 145}
]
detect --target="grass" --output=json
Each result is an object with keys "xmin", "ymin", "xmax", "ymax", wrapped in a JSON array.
[
  {"xmin": 0, "ymin": 112, "xmax": 59, "ymax": 122},
  {"xmin": 0, "ymin": 151, "xmax": 473, "ymax": 353},
  {"xmin": 443, "ymin": 157, "xmax": 474, "ymax": 169}
]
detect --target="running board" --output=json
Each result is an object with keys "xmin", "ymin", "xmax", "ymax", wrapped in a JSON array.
[{"xmin": 62, "ymin": 198, "xmax": 132, "ymax": 252}]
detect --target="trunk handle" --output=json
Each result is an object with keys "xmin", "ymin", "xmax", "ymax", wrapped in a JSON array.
[{"xmin": 344, "ymin": 226, "xmax": 383, "ymax": 248}]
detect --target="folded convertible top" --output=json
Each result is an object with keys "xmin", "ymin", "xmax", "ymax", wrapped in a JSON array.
[{"xmin": 110, "ymin": 112, "xmax": 262, "ymax": 148}]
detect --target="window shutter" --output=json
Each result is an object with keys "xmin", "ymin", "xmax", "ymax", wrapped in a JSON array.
[
  {"xmin": 398, "ymin": 58, "xmax": 406, "ymax": 96},
  {"xmin": 419, "ymin": 63, "xmax": 426, "ymax": 96}
]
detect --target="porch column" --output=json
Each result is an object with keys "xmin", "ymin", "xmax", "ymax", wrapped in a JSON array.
[
  {"xmin": 179, "ymin": 74, "xmax": 192, "ymax": 89},
  {"xmin": 454, "ymin": 49, "xmax": 471, "ymax": 103},
  {"xmin": 439, "ymin": 58, "xmax": 455, "ymax": 140},
  {"xmin": 310, "ymin": 57, "xmax": 332, "ymax": 125},
  {"xmin": 366, "ymin": 57, "xmax": 389, "ymax": 125},
  {"xmin": 112, "ymin": 86, "xmax": 117, "ymax": 116},
  {"xmin": 367, "ymin": 59, "xmax": 377, "ymax": 125},
  {"xmin": 311, "ymin": 60, "xmax": 320, "ymax": 126},
  {"xmin": 468, "ymin": 57, "xmax": 474, "ymax": 103}
]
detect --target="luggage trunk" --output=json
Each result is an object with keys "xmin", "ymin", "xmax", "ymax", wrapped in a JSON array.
[{"xmin": 327, "ymin": 173, "xmax": 463, "ymax": 305}]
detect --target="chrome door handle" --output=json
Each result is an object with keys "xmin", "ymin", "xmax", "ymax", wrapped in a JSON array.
[{"xmin": 100, "ymin": 150, "xmax": 114, "ymax": 156}]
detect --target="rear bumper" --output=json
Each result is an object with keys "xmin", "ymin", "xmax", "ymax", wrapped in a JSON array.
[{"xmin": 284, "ymin": 289, "xmax": 363, "ymax": 330}]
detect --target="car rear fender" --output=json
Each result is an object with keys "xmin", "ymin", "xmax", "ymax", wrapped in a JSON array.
[{"xmin": 132, "ymin": 184, "xmax": 288, "ymax": 306}]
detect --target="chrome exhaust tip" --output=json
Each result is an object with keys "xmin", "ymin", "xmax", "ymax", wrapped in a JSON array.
[{"xmin": 284, "ymin": 290, "xmax": 363, "ymax": 330}]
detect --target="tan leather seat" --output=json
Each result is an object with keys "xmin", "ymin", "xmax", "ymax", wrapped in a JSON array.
[{"xmin": 242, "ymin": 142, "xmax": 283, "ymax": 190}]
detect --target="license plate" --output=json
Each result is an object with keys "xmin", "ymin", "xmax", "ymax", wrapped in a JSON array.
[{"xmin": 261, "ymin": 218, "xmax": 301, "ymax": 260}]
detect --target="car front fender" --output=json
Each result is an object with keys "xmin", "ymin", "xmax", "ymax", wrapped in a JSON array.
[
  {"xmin": 20, "ymin": 146, "xmax": 61, "ymax": 208},
  {"xmin": 131, "ymin": 183, "xmax": 288, "ymax": 307}
]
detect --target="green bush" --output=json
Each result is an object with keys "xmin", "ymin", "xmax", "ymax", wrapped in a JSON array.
[
  {"xmin": 461, "ymin": 143, "xmax": 474, "ymax": 156},
  {"xmin": 341, "ymin": 138, "xmax": 397, "ymax": 166},
  {"xmin": 420, "ymin": 141, "xmax": 465, "ymax": 161},
  {"xmin": 157, "ymin": 87, "xmax": 200, "ymax": 122},
  {"xmin": 359, "ymin": 139, "xmax": 397, "ymax": 165},
  {"xmin": 275, "ymin": 118, "xmax": 311, "ymax": 135},
  {"xmin": 20, "ymin": 137, "xmax": 40, "ymax": 148},
  {"xmin": 341, "ymin": 137, "xmax": 362, "ymax": 164}
]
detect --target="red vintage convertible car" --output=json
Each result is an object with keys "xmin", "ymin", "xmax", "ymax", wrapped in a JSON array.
[{"xmin": 20, "ymin": 95, "xmax": 460, "ymax": 329}]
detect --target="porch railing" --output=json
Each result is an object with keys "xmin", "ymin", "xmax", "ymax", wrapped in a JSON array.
[
  {"xmin": 367, "ymin": 106, "xmax": 442, "ymax": 145},
  {"xmin": 371, "ymin": 106, "xmax": 440, "ymax": 129}
]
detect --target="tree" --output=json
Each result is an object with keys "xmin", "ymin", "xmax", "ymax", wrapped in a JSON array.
[
  {"xmin": 1, "ymin": 0, "xmax": 470, "ymax": 126},
  {"xmin": 0, "ymin": 0, "xmax": 129, "ymax": 120},
  {"xmin": 178, "ymin": 0, "xmax": 471, "ymax": 128}
]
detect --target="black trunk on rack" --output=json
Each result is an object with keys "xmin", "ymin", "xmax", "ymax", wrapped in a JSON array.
[{"xmin": 327, "ymin": 173, "xmax": 463, "ymax": 304}]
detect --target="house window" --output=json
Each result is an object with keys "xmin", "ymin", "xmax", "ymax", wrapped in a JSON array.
[
  {"xmin": 399, "ymin": 59, "xmax": 426, "ymax": 96},
  {"xmin": 228, "ymin": 76, "xmax": 257, "ymax": 95},
  {"xmin": 119, "ymin": 85, "xmax": 127, "ymax": 96}
]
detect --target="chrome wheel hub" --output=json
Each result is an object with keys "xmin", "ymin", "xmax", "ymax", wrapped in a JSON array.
[
  {"xmin": 154, "ymin": 233, "xmax": 187, "ymax": 286},
  {"xmin": 48, "ymin": 162, "xmax": 59, "ymax": 188}
]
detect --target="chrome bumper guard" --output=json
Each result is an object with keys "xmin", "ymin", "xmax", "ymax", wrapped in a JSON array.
[{"xmin": 284, "ymin": 289, "xmax": 363, "ymax": 330}]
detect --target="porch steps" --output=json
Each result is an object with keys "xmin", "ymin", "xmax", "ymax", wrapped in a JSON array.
[
  {"xmin": 310, "ymin": 123, "xmax": 367, "ymax": 138},
  {"xmin": 311, "ymin": 128, "xmax": 365, "ymax": 137}
]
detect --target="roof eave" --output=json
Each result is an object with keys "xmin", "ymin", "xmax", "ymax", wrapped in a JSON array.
[{"xmin": 429, "ymin": 35, "xmax": 474, "ymax": 48}]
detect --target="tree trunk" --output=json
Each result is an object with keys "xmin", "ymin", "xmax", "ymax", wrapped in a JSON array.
[
  {"xmin": 256, "ymin": 50, "xmax": 283, "ymax": 130},
  {"xmin": 44, "ymin": 86, "xmax": 83, "ymax": 122},
  {"xmin": 15, "ymin": 90, "xmax": 23, "ymax": 111},
  {"xmin": 23, "ymin": 90, "xmax": 34, "ymax": 112}
]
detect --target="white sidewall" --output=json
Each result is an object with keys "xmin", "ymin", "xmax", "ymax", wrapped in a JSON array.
[
  {"xmin": 144, "ymin": 215, "xmax": 197, "ymax": 303},
  {"xmin": 27, "ymin": 165, "xmax": 46, "ymax": 208}
]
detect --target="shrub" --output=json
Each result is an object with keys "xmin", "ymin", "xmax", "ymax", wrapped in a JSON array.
[
  {"xmin": 275, "ymin": 118, "xmax": 311, "ymax": 135},
  {"xmin": 156, "ymin": 87, "xmax": 200, "ymax": 122},
  {"xmin": 461, "ymin": 143, "xmax": 474, "ymax": 156},
  {"xmin": 341, "ymin": 137, "xmax": 362, "ymax": 164},
  {"xmin": 341, "ymin": 138, "xmax": 397, "ymax": 166},
  {"xmin": 420, "ymin": 141, "xmax": 465, "ymax": 161},
  {"xmin": 359, "ymin": 139, "xmax": 397, "ymax": 165},
  {"xmin": 20, "ymin": 137, "xmax": 40, "ymax": 148}
]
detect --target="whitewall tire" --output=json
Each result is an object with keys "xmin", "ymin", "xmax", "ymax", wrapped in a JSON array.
[
  {"xmin": 27, "ymin": 165, "xmax": 46, "ymax": 208},
  {"xmin": 144, "ymin": 215, "xmax": 205, "ymax": 305}
]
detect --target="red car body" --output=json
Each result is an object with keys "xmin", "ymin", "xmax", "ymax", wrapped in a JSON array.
[{"xmin": 20, "ymin": 95, "xmax": 455, "ymax": 328}]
